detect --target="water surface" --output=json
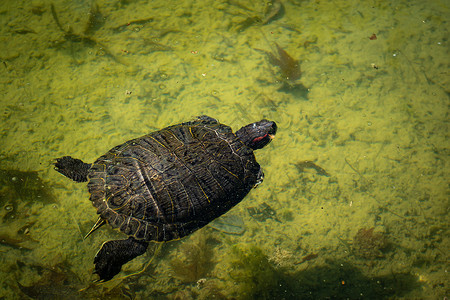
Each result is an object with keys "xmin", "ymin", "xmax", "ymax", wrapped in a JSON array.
[{"xmin": 0, "ymin": 0, "xmax": 448, "ymax": 299}]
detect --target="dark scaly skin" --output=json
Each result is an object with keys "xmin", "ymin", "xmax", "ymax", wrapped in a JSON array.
[
  {"xmin": 94, "ymin": 237, "xmax": 148, "ymax": 281},
  {"xmin": 54, "ymin": 156, "xmax": 91, "ymax": 182}
]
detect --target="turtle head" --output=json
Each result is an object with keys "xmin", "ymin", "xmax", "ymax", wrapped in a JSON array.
[{"xmin": 236, "ymin": 119, "xmax": 277, "ymax": 150}]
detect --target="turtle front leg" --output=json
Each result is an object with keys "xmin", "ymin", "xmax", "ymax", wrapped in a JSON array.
[{"xmin": 94, "ymin": 237, "xmax": 148, "ymax": 281}]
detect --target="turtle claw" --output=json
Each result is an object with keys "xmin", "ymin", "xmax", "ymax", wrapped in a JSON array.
[
  {"xmin": 93, "ymin": 237, "xmax": 148, "ymax": 281},
  {"xmin": 92, "ymin": 276, "xmax": 104, "ymax": 284}
]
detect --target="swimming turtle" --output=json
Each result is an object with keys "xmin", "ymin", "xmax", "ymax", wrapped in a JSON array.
[{"xmin": 54, "ymin": 116, "xmax": 277, "ymax": 281}]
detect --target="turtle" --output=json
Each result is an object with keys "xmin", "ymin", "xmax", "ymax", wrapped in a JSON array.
[{"xmin": 54, "ymin": 115, "xmax": 277, "ymax": 281}]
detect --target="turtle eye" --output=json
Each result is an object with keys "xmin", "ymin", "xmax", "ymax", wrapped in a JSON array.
[{"xmin": 268, "ymin": 122, "xmax": 277, "ymax": 135}]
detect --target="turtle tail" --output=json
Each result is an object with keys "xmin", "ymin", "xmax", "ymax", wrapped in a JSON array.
[{"xmin": 54, "ymin": 156, "xmax": 91, "ymax": 182}]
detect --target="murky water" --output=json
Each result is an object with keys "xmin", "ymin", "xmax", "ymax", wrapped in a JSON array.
[{"xmin": 0, "ymin": 0, "xmax": 448, "ymax": 299}]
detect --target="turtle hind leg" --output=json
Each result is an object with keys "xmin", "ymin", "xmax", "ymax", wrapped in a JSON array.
[
  {"xmin": 54, "ymin": 156, "xmax": 91, "ymax": 182},
  {"xmin": 94, "ymin": 237, "xmax": 149, "ymax": 282}
]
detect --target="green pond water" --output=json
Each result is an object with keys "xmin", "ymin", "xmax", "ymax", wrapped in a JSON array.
[{"xmin": 0, "ymin": 0, "xmax": 448, "ymax": 299}]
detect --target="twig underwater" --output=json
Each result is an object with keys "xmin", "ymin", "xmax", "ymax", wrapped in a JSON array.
[
  {"xmin": 50, "ymin": 4, "xmax": 127, "ymax": 65},
  {"xmin": 233, "ymin": 0, "xmax": 285, "ymax": 32}
]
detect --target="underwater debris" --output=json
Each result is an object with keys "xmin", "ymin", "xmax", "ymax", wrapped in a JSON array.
[
  {"xmin": 112, "ymin": 17, "xmax": 155, "ymax": 32},
  {"xmin": 17, "ymin": 261, "xmax": 85, "ymax": 299},
  {"xmin": 174, "ymin": 278, "xmax": 228, "ymax": 300},
  {"xmin": 96, "ymin": 283, "xmax": 135, "ymax": 300},
  {"xmin": 83, "ymin": 3, "xmax": 105, "ymax": 36},
  {"xmin": 30, "ymin": 4, "xmax": 45, "ymax": 16},
  {"xmin": 13, "ymin": 28, "xmax": 36, "ymax": 35},
  {"xmin": 294, "ymin": 252, "xmax": 318, "ymax": 265},
  {"xmin": 294, "ymin": 160, "xmax": 330, "ymax": 177},
  {"xmin": 16, "ymin": 259, "xmax": 139, "ymax": 299},
  {"xmin": 50, "ymin": 4, "xmax": 125, "ymax": 65},
  {"xmin": 114, "ymin": 22, "xmax": 175, "ymax": 53},
  {"xmin": 0, "ymin": 234, "xmax": 32, "ymax": 251},
  {"xmin": 141, "ymin": 38, "xmax": 173, "ymax": 52},
  {"xmin": 268, "ymin": 247, "xmax": 293, "ymax": 268},
  {"xmin": 352, "ymin": 227, "xmax": 388, "ymax": 259},
  {"xmin": 262, "ymin": 0, "xmax": 285, "ymax": 25},
  {"xmin": 229, "ymin": 244, "xmax": 292, "ymax": 298},
  {"xmin": 18, "ymin": 281, "xmax": 83, "ymax": 300},
  {"xmin": 266, "ymin": 43, "xmax": 301, "ymax": 85},
  {"xmin": 209, "ymin": 214, "xmax": 245, "ymax": 235},
  {"xmin": 233, "ymin": 0, "xmax": 285, "ymax": 31},
  {"xmin": 17, "ymin": 221, "xmax": 38, "ymax": 241},
  {"xmin": 230, "ymin": 244, "xmax": 276, "ymax": 295},
  {"xmin": 257, "ymin": 43, "xmax": 308, "ymax": 94},
  {"xmin": 344, "ymin": 158, "xmax": 372, "ymax": 192},
  {"xmin": 235, "ymin": 16, "xmax": 262, "ymax": 32},
  {"xmin": 169, "ymin": 234, "xmax": 217, "ymax": 283},
  {"xmin": 247, "ymin": 202, "xmax": 281, "ymax": 223}
]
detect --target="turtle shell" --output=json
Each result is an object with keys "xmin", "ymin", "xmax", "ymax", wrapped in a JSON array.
[{"xmin": 86, "ymin": 117, "xmax": 261, "ymax": 242}]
